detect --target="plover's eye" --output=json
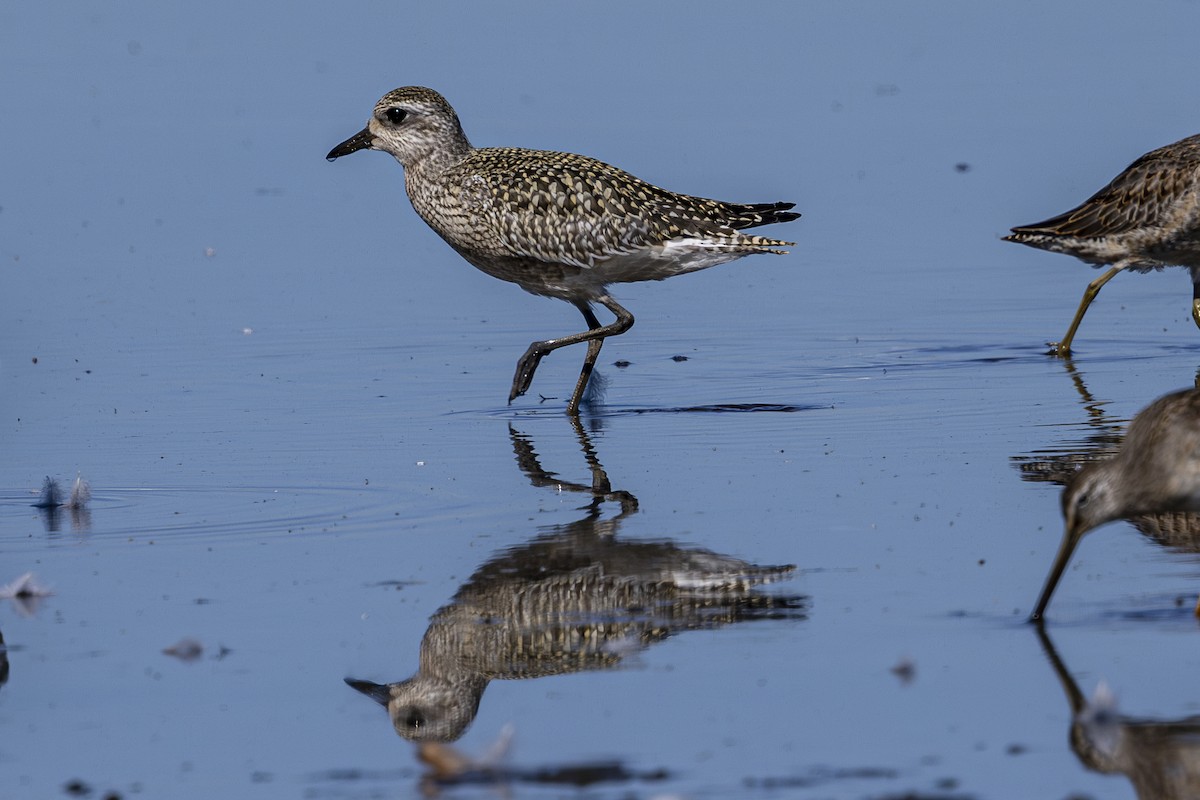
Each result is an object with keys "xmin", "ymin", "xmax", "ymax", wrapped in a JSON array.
[{"xmin": 385, "ymin": 107, "xmax": 407, "ymax": 124}]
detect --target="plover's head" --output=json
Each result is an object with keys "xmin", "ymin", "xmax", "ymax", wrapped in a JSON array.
[{"xmin": 327, "ymin": 86, "xmax": 471, "ymax": 169}]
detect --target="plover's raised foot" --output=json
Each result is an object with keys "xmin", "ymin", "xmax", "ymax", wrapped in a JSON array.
[
  {"xmin": 327, "ymin": 86, "xmax": 800, "ymax": 414},
  {"xmin": 1030, "ymin": 387, "xmax": 1200, "ymax": 621},
  {"xmin": 1005, "ymin": 133, "xmax": 1200, "ymax": 357}
]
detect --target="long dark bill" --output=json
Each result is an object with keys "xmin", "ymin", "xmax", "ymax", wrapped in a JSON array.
[
  {"xmin": 1029, "ymin": 524, "xmax": 1082, "ymax": 623},
  {"xmin": 326, "ymin": 128, "xmax": 374, "ymax": 161}
]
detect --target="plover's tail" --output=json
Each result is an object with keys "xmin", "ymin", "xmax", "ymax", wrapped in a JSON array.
[{"xmin": 726, "ymin": 201, "xmax": 801, "ymax": 231}]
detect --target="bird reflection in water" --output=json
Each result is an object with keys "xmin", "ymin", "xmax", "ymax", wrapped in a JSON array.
[
  {"xmin": 1013, "ymin": 364, "xmax": 1200, "ymax": 619},
  {"xmin": 1037, "ymin": 624, "xmax": 1200, "ymax": 799},
  {"xmin": 347, "ymin": 419, "xmax": 807, "ymax": 752}
]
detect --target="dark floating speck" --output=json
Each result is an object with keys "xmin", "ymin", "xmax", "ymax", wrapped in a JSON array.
[
  {"xmin": 954, "ymin": 162, "xmax": 971, "ymax": 173},
  {"xmin": 671, "ymin": 355, "xmax": 688, "ymax": 362},
  {"xmin": 163, "ymin": 637, "xmax": 204, "ymax": 662},
  {"xmin": 63, "ymin": 779, "xmax": 90, "ymax": 796},
  {"xmin": 612, "ymin": 360, "xmax": 631, "ymax": 368}
]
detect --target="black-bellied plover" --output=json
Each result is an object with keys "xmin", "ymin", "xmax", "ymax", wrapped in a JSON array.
[
  {"xmin": 1031, "ymin": 387, "xmax": 1200, "ymax": 621},
  {"xmin": 327, "ymin": 86, "xmax": 799, "ymax": 413},
  {"xmin": 1006, "ymin": 133, "xmax": 1200, "ymax": 356}
]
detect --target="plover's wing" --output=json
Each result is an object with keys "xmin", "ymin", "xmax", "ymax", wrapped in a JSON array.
[{"xmin": 461, "ymin": 148, "xmax": 794, "ymax": 268}]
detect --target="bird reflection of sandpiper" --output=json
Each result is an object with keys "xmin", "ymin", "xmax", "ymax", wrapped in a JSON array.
[
  {"xmin": 1037, "ymin": 624, "xmax": 1200, "ymax": 799},
  {"xmin": 1006, "ymin": 133, "xmax": 1200, "ymax": 356},
  {"xmin": 1031, "ymin": 388, "xmax": 1200, "ymax": 621},
  {"xmin": 327, "ymin": 86, "xmax": 800, "ymax": 413}
]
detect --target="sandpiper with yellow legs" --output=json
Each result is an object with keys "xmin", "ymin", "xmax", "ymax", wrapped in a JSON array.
[
  {"xmin": 1031, "ymin": 387, "xmax": 1200, "ymax": 621},
  {"xmin": 1006, "ymin": 134, "xmax": 1200, "ymax": 357}
]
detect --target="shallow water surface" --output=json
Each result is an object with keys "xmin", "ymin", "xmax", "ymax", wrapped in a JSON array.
[{"xmin": 8, "ymin": 3, "xmax": 1200, "ymax": 799}]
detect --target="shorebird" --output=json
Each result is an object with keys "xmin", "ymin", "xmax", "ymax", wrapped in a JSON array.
[
  {"xmin": 1031, "ymin": 387, "xmax": 1200, "ymax": 621},
  {"xmin": 327, "ymin": 86, "xmax": 799, "ymax": 414},
  {"xmin": 1005, "ymin": 133, "xmax": 1200, "ymax": 356}
]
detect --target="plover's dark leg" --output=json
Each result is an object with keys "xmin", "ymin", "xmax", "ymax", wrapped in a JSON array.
[{"xmin": 509, "ymin": 297, "xmax": 634, "ymax": 413}]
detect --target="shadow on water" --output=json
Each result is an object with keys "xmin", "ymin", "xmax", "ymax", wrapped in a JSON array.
[
  {"xmin": 605, "ymin": 402, "xmax": 821, "ymax": 415},
  {"xmin": 0, "ymin": 626, "xmax": 8, "ymax": 692},
  {"xmin": 346, "ymin": 418, "xmax": 807, "ymax": 791},
  {"xmin": 473, "ymin": 401, "xmax": 825, "ymax": 419},
  {"xmin": 1036, "ymin": 623, "xmax": 1200, "ymax": 800}
]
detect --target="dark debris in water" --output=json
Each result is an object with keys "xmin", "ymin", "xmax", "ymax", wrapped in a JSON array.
[
  {"xmin": 308, "ymin": 767, "xmax": 414, "ymax": 782},
  {"xmin": 371, "ymin": 579, "xmax": 420, "ymax": 591},
  {"xmin": 745, "ymin": 766, "xmax": 899, "ymax": 789},
  {"xmin": 33, "ymin": 475, "xmax": 93, "ymax": 533},
  {"xmin": 429, "ymin": 759, "xmax": 666, "ymax": 788},
  {"xmin": 34, "ymin": 476, "xmax": 61, "ymax": 509},
  {"xmin": 34, "ymin": 475, "xmax": 90, "ymax": 509},
  {"xmin": 745, "ymin": 770, "xmax": 978, "ymax": 800},
  {"xmin": 628, "ymin": 403, "xmax": 818, "ymax": 414},
  {"xmin": 420, "ymin": 744, "xmax": 668, "ymax": 790},
  {"xmin": 62, "ymin": 778, "xmax": 124, "ymax": 800},
  {"xmin": 162, "ymin": 638, "xmax": 232, "ymax": 662},
  {"xmin": 870, "ymin": 794, "xmax": 977, "ymax": 800},
  {"xmin": 1112, "ymin": 604, "xmax": 1199, "ymax": 623},
  {"xmin": 890, "ymin": 656, "xmax": 916, "ymax": 684},
  {"xmin": 63, "ymin": 779, "xmax": 89, "ymax": 796}
]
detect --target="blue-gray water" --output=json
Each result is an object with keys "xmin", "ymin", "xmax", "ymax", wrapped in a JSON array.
[{"xmin": 6, "ymin": 2, "xmax": 1200, "ymax": 798}]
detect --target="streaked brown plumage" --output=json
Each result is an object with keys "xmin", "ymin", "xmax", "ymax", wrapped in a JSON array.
[
  {"xmin": 327, "ymin": 86, "xmax": 799, "ymax": 413},
  {"xmin": 1005, "ymin": 134, "xmax": 1200, "ymax": 356},
  {"xmin": 1031, "ymin": 387, "xmax": 1200, "ymax": 621}
]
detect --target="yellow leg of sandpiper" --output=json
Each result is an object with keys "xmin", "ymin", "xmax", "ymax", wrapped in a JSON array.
[{"xmin": 1050, "ymin": 267, "xmax": 1121, "ymax": 357}]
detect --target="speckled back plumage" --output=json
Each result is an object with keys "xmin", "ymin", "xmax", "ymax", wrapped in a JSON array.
[
  {"xmin": 1005, "ymin": 133, "xmax": 1200, "ymax": 270},
  {"xmin": 353, "ymin": 86, "xmax": 798, "ymax": 301}
]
